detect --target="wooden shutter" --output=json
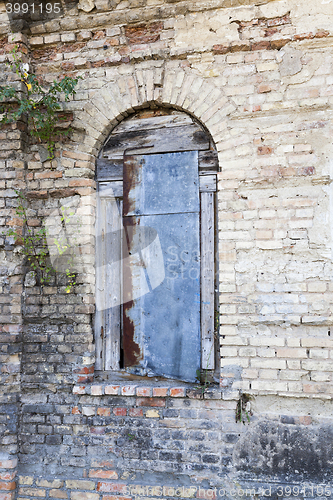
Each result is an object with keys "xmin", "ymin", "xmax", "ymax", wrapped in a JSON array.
[{"xmin": 122, "ymin": 151, "xmax": 201, "ymax": 382}]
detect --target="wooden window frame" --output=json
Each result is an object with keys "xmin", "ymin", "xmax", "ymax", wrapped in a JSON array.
[{"xmin": 95, "ymin": 111, "xmax": 218, "ymax": 380}]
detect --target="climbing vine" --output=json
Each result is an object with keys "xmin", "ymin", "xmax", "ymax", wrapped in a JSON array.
[{"xmin": 0, "ymin": 45, "xmax": 81, "ymax": 159}]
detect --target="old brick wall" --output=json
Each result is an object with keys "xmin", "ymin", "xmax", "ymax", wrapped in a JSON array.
[{"xmin": 1, "ymin": 0, "xmax": 333, "ymax": 498}]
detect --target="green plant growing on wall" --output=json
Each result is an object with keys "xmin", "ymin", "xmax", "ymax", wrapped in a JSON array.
[
  {"xmin": 52, "ymin": 205, "xmax": 80, "ymax": 293},
  {"xmin": 6, "ymin": 190, "xmax": 53, "ymax": 286},
  {"xmin": 0, "ymin": 45, "xmax": 81, "ymax": 159},
  {"xmin": 235, "ymin": 393, "xmax": 253, "ymax": 424},
  {"xmin": 6, "ymin": 191, "xmax": 79, "ymax": 292}
]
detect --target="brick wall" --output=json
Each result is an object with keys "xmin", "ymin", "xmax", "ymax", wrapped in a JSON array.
[{"xmin": 1, "ymin": 0, "xmax": 333, "ymax": 496}]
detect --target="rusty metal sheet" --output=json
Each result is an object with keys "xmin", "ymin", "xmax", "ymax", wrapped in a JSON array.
[
  {"xmin": 123, "ymin": 152, "xmax": 199, "ymax": 216},
  {"xmin": 123, "ymin": 152, "xmax": 200, "ymax": 382}
]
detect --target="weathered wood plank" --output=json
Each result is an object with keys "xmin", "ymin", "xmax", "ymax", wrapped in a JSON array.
[
  {"xmin": 102, "ymin": 124, "xmax": 210, "ymax": 158},
  {"xmin": 99, "ymin": 181, "xmax": 123, "ymax": 198},
  {"xmin": 104, "ymin": 197, "xmax": 122, "ymax": 371},
  {"xmin": 96, "ymin": 158, "xmax": 123, "ymax": 181},
  {"xmin": 198, "ymin": 150, "xmax": 219, "ymax": 171},
  {"xmin": 112, "ymin": 113, "xmax": 194, "ymax": 134},
  {"xmin": 199, "ymin": 174, "xmax": 217, "ymax": 192},
  {"xmin": 95, "ymin": 184, "xmax": 122, "ymax": 371},
  {"xmin": 200, "ymin": 192, "xmax": 215, "ymax": 370},
  {"xmin": 95, "ymin": 191, "xmax": 106, "ymax": 371}
]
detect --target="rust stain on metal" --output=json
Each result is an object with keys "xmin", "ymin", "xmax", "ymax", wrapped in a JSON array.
[
  {"xmin": 123, "ymin": 299, "xmax": 143, "ymax": 367},
  {"xmin": 123, "ymin": 155, "xmax": 137, "ymax": 216},
  {"xmin": 122, "ymin": 215, "xmax": 143, "ymax": 368}
]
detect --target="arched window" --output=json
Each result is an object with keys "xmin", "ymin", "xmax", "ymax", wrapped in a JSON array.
[{"xmin": 95, "ymin": 108, "xmax": 218, "ymax": 383}]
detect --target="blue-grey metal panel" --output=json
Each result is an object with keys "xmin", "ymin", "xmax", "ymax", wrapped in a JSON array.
[
  {"xmin": 123, "ymin": 152, "xmax": 200, "ymax": 382},
  {"xmin": 123, "ymin": 151, "xmax": 199, "ymax": 216},
  {"xmin": 124, "ymin": 213, "xmax": 201, "ymax": 382}
]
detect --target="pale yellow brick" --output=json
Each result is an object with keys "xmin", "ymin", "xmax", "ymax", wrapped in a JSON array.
[
  {"xmin": 251, "ymin": 380, "xmax": 288, "ymax": 391},
  {"xmin": 251, "ymin": 358, "xmax": 286, "ymax": 369},
  {"xmin": 307, "ymin": 282, "xmax": 327, "ymax": 292},
  {"xmin": 19, "ymin": 476, "xmax": 34, "ymax": 485},
  {"xmin": 280, "ymin": 370, "xmax": 309, "ymax": 381},
  {"xmin": 146, "ymin": 410, "xmax": 160, "ymax": 418},
  {"xmin": 65, "ymin": 480, "xmax": 95, "ymax": 490},
  {"xmin": 259, "ymin": 369, "xmax": 278, "ymax": 379},
  {"xmin": 36, "ymin": 480, "xmax": 63, "ymax": 488},
  {"xmin": 242, "ymin": 368, "xmax": 259, "ymax": 379},
  {"xmin": 286, "ymin": 338, "xmax": 301, "ymax": 347},
  {"xmin": 301, "ymin": 360, "xmax": 333, "ymax": 371},
  {"xmin": 257, "ymin": 348, "xmax": 276, "ymax": 358},
  {"xmin": 221, "ymin": 347, "xmax": 238, "ymax": 357},
  {"xmin": 70, "ymin": 493, "xmax": 99, "ymax": 500},
  {"xmin": 276, "ymin": 348, "xmax": 307, "ymax": 359},
  {"xmin": 221, "ymin": 357, "xmax": 249, "ymax": 368},
  {"xmin": 238, "ymin": 347, "xmax": 256, "ymax": 357},
  {"xmin": 287, "ymin": 360, "xmax": 301, "ymax": 370},
  {"xmin": 249, "ymin": 337, "xmax": 284, "ymax": 347},
  {"xmin": 287, "ymin": 382, "xmax": 303, "ymax": 392},
  {"xmin": 309, "ymin": 349, "xmax": 329, "ymax": 359},
  {"xmin": 220, "ymin": 326, "xmax": 237, "ymax": 336}
]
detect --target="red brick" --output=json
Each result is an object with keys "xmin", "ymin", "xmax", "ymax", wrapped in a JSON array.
[
  {"xmin": 258, "ymin": 83, "xmax": 278, "ymax": 93},
  {"xmin": 63, "ymin": 150, "xmax": 93, "ymax": 161},
  {"xmin": 35, "ymin": 171, "xmax": 62, "ymax": 179},
  {"xmin": 299, "ymin": 416, "xmax": 312, "ymax": 425},
  {"xmin": 91, "ymin": 460, "xmax": 114, "ymax": 468},
  {"xmin": 0, "ymin": 461, "xmax": 17, "ymax": 469},
  {"xmin": 0, "ymin": 482, "xmax": 15, "ymax": 491},
  {"xmin": 129, "ymin": 408, "xmax": 143, "ymax": 417},
  {"xmin": 61, "ymin": 62, "xmax": 75, "ymax": 71},
  {"xmin": 213, "ymin": 44, "xmax": 229, "ymax": 54},
  {"xmin": 136, "ymin": 387, "xmax": 151, "ymax": 397},
  {"xmin": 89, "ymin": 470, "xmax": 118, "ymax": 479},
  {"xmin": 125, "ymin": 22, "xmax": 163, "ymax": 45},
  {"xmin": 0, "ymin": 493, "xmax": 15, "ymax": 500},
  {"xmin": 90, "ymin": 427, "xmax": 105, "ymax": 435},
  {"xmin": 73, "ymin": 386, "xmax": 86, "ymax": 395},
  {"xmin": 105, "ymin": 386, "xmax": 120, "ymax": 395},
  {"xmin": 170, "ymin": 388, "xmax": 186, "ymax": 398},
  {"xmin": 97, "ymin": 407, "xmax": 111, "ymax": 416},
  {"xmin": 93, "ymin": 30, "xmax": 106, "ymax": 39},
  {"xmin": 121, "ymin": 386, "xmax": 136, "ymax": 396},
  {"xmin": 26, "ymin": 190, "xmax": 48, "ymax": 199},
  {"xmin": 251, "ymin": 41, "xmax": 271, "ymax": 51},
  {"xmin": 73, "ymin": 365, "xmax": 94, "ymax": 375},
  {"xmin": 258, "ymin": 146, "xmax": 273, "ymax": 155},
  {"xmin": 113, "ymin": 407, "xmax": 127, "ymax": 416},
  {"xmin": 152, "ymin": 387, "xmax": 168, "ymax": 397},
  {"xmin": 27, "ymin": 219, "xmax": 41, "ymax": 227},
  {"xmin": 69, "ymin": 179, "xmax": 95, "ymax": 187},
  {"xmin": 315, "ymin": 30, "xmax": 329, "ymax": 38},
  {"xmin": 0, "ymin": 473, "xmax": 15, "ymax": 482},
  {"xmin": 136, "ymin": 398, "xmax": 166, "ymax": 407},
  {"xmin": 97, "ymin": 482, "xmax": 128, "ymax": 493},
  {"xmin": 297, "ymin": 166, "xmax": 315, "ymax": 176},
  {"xmin": 270, "ymin": 38, "xmax": 290, "ymax": 50}
]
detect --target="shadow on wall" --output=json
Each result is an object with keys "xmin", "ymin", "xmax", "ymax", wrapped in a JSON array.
[{"xmin": 233, "ymin": 421, "xmax": 333, "ymax": 482}]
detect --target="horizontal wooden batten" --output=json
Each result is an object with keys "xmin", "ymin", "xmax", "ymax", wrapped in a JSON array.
[
  {"xmin": 102, "ymin": 124, "xmax": 210, "ymax": 158},
  {"xmin": 113, "ymin": 113, "xmax": 194, "ymax": 134},
  {"xmin": 199, "ymin": 174, "xmax": 217, "ymax": 192},
  {"xmin": 96, "ymin": 159, "xmax": 123, "ymax": 181}
]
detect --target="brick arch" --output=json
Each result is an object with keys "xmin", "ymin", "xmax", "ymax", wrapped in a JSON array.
[{"xmin": 75, "ymin": 64, "xmax": 236, "ymax": 159}]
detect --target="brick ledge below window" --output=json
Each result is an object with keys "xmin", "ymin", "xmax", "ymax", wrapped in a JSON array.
[{"xmin": 72, "ymin": 383, "xmax": 231, "ymax": 400}]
